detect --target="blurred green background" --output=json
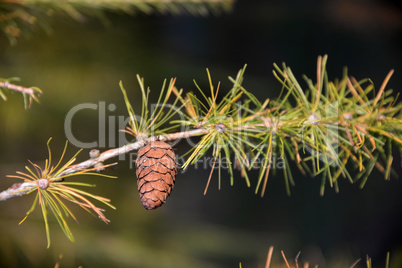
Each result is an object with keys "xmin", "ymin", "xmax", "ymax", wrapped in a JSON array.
[{"xmin": 1, "ymin": 0, "xmax": 402, "ymax": 267}]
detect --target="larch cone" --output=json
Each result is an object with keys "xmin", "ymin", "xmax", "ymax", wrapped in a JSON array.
[{"xmin": 136, "ymin": 141, "xmax": 177, "ymax": 210}]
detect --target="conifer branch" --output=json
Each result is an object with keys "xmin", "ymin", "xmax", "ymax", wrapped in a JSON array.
[
  {"xmin": 0, "ymin": 128, "xmax": 207, "ymax": 201},
  {"xmin": 0, "ymin": 0, "xmax": 234, "ymax": 45},
  {"xmin": 0, "ymin": 79, "xmax": 42, "ymax": 108},
  {"xmin": 2, "ymin": 55, "xmax": 402, "ymax": 202},
  {"xmin": 1, "ymin": 55, "xmax": 401, "ymax": 246}
]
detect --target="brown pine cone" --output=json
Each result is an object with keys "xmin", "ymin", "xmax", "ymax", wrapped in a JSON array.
[{"xmin": 136, "ymin": 141, "xmax": 177, "ymax": 210}]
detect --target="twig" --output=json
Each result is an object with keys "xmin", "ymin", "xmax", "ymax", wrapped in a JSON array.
[
  {"xmin": 0, "ymin": 128, "xmax": 207, "ymax": 201},
  {"xmin": 0, "ymin": 81, "xmax": 36, "ymax": 96},
  {"xmin": 0, "ymin": 182, "xmax": 36, "ymax": 201},
  {"xmin": 0, "ymin": 81, "xmax": 42, "ymax": 108}
]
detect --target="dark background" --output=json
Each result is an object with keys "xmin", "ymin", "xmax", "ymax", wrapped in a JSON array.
[{"xmin": 0, "ymin": 0, "xmax": 402, "ymax": 267}]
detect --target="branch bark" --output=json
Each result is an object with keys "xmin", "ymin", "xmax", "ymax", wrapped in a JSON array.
[
  {"xmin": 0, "ymin": 81, "xmax": 42, "ymax": 108},
  {"xmin": 0, "ymin": 128, "xmax": 207, "ymax": 201},
  {"xmin": 0, "ymin": 81, "xmax": 36, "ymax": 96}
]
